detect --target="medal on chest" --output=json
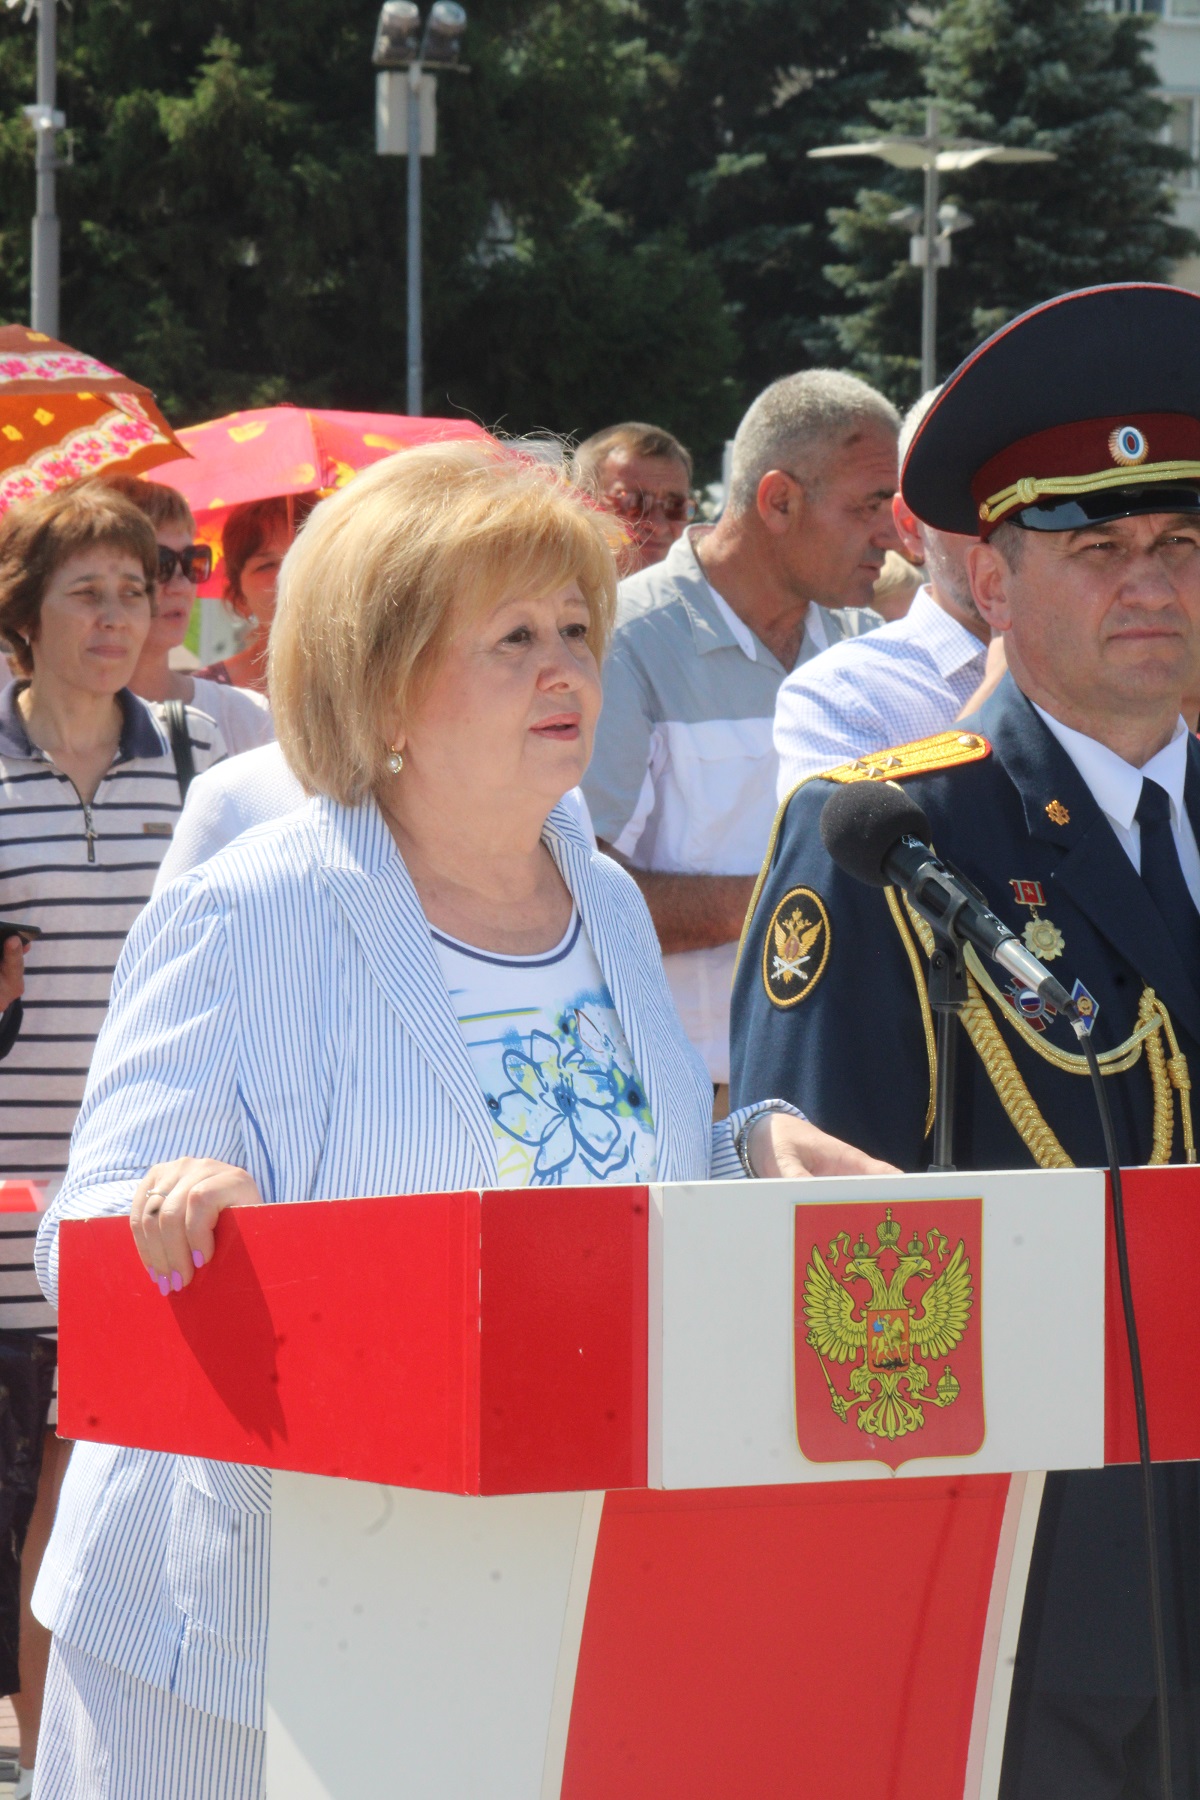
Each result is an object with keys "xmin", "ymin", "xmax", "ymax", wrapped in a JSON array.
[{"xmin": 1008, "ymin": 878, "xmax": 1064, "ymax": 962}]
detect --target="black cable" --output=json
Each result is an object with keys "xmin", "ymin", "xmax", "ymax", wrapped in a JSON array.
[{"xmin": 1079, "ymin": 1027, "xmax": 1173, "ymax": 1800}]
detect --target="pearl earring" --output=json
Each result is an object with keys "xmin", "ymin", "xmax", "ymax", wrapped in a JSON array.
[{"xmin": 386, "ymin": 746, "xmax": 404, "ymax": 775}]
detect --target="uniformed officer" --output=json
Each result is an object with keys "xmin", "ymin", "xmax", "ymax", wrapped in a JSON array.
[{"xmin": 730, "ymin": 282, "xmax": 1200, "ymax": 1796}]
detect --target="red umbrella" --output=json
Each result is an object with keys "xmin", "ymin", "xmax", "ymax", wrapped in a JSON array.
[
  {"xmin": 148, "ymin": 405, "xmax": 492, "ymax": 593},
  {"xmin": 0, "ymin": 325, "xmax": 188, "ymax": 514}
]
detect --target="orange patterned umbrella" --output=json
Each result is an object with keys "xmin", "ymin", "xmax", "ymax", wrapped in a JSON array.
[
  {"xmin": 147, "ymin": 405, "xmax": 493, "ymax": 593},
  {"xmin": 0, "ymin": 325, "xmax": 188, "ymax": 514}
]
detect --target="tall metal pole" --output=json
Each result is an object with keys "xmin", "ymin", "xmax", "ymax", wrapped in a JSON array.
[
  {"xmin": 406, "ymin": 60, "xmax": 423, "ymax": 416},
  {"xmin": 920, "ymin": 103, "xmax": 939, "ymax": 393},
  {"xmin": 31, "ymin": 0, "xmax": 60, "ymax": 336}
]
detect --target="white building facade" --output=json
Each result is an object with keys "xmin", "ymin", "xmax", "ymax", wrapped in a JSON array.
[{"xmin": 1116, "ymin": 0, "xmax": 1200, "ymax": 283}]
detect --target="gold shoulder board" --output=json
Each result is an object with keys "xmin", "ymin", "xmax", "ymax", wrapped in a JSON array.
[{"xmin": 821, "ymin": 730, "xmax": 992, "ymax": 785}]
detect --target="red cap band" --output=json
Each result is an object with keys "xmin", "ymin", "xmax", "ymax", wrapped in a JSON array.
[{"xmin": 971, "ymin": 411, "xmax": 1200, "ymax": 534}]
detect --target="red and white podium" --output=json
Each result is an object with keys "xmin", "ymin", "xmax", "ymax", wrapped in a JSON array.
[{"xmin": 57, "ymin": 1166, "xmax": 1200, "ymax": 1799}]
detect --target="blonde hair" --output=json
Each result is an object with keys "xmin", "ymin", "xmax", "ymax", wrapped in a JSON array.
[
  {"xmin": 872, "ymin": 549, "xmax": 923, "ymax": 619},
  {"xmin": 270, "ymin": 440, "xmax": 623, "ymax": 805}
]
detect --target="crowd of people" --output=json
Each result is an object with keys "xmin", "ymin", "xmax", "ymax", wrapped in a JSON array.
[{"xmin": 1, "ymin": 276, "xmax": 1200, "ymax": 1795}]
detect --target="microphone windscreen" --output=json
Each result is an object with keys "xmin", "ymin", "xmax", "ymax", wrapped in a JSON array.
[{"xmin": 819, "ymin": 781, "xmax": 932, "ymax": 888}]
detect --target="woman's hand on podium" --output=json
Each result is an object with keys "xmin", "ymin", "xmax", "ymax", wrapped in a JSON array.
[
  {"xmin": 131, "ymin": 1157, "xmax": 264, "ymax": 1296},
  {"xmin": 744, "ymin": 1113, "xmax": 899, "ymax": 1180}
]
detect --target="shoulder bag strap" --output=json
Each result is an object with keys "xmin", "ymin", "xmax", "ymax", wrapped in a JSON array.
[{"xmin": 164, "ymin": 699, "xmax": 196, "ymax": 802}]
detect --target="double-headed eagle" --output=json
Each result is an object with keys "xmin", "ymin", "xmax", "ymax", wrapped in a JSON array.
[
  {"xmin": 803, "ymin": 1212, "xmax": 972, "ymax": 1441},
  {"xmin": 772, "ymin": 906, "xmax": 822, "ymax": 987}
]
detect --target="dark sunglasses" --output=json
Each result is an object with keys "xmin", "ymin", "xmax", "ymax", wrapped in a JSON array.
[
  {"xmin": 157, "ymin": 543, "xmax": 213, "ymax": 585},
  {"xmin": 606, "ymin": 488, "xmax": 697, "ymax": 525}
]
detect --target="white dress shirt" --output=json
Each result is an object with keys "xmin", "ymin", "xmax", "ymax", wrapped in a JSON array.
[
  {"xmin": 1031, "ymin": 707, "xmax": 1200, "ymax": 911},
  {"xmin": 774, "ymin": 586, "xmax": 988, "ymax": 795}
]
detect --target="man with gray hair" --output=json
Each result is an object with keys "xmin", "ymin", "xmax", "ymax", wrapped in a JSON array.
[
  {"xmin": 772, "ymin": 389, "xmax": 993, "ymax": 793},
  {"xmin": 583, "ymin": 369, "xmax": 899, "ymax": 1094}
]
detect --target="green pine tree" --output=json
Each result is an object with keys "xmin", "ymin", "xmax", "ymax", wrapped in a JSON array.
[
  {"xmin": 0, "ymin": 0, "xmax": 740, "ymax": 462},
  {"xmin": 601, "ymin": 0, "xmax": 912, "ymax": 404},
  {"xmin": 822, "ymin": 0, "xmax": 1196, "ymax": 405}
]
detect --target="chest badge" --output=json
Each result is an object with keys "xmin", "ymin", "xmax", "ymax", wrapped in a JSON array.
[
  {"xmin": 762, "ymin": 887, "xmax": 831, "ymax": 1009},
  {"xmin": 1005, "ymin": 979, "xmax": 1056, "ymax": 1032},
  {"xmin": 1045, "ymin": 799, "xmax": 1070, "ymax": 827},
  {"xmin": 1009, "ymin": 878, "xmax": 1065, "ymax": 963}
]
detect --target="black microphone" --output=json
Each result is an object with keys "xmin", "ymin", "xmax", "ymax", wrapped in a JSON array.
[{"xmin": 819, "ymin": 780, "xmax": 1076, "ymax": 1016}]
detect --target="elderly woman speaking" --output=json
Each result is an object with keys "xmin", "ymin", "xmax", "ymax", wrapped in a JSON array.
[{"xmin": 31, "ymin": 444, "xmax": 887, "ymax": 1798}]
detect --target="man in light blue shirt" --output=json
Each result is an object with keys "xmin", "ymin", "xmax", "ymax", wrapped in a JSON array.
[{"xmin": 773, "ymin": 393, "xmax": 992, "ymax": 794}]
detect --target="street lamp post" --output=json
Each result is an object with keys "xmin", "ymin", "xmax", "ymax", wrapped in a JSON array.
[
  {"xmin": 405, "ymin": 56, "xmax": 423, "ymax": 417},
  {"xmin": 810, "ymin": 106, "xmax": 1055, "ymax": 390},
  {"xmin": 920, "ymin": 105, "xmax": 939, "ymax": 393},
  {"xmin": 11, "ymin": 0, "xmax": 67, "ymax": 335},
  {"xmin": 373, "ymin": 0, "xmax": 467, "ymax": 417}
]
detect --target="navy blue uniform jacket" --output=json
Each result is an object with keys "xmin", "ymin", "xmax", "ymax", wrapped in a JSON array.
[{"xmin": 732, "ymin": 676, "xmax": 1200, "ymax": 1173}]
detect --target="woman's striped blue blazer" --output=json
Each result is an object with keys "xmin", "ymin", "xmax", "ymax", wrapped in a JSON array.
[{"xmin": 33, "ymin": 794, "xmax": 782, "ymax": 1730}]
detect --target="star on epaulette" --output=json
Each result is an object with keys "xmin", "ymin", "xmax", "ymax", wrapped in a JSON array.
[{"xmin": 820, "ymin": 730, "xmax": 992, "ymax": 785}]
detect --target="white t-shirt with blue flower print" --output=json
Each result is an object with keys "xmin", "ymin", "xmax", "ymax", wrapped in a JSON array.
[{"xmin": 431, "ymin": 911, "xmax": 658, "ymax": 1188}]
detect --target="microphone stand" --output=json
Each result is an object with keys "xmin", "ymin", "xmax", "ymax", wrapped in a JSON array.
[
  {"xmin": 927, "ymin": 928, "xmax": 967, "ymax": 1172},
  {"xmin": 924, "ymin": 910, "xmax": 1174, "ymax": 1795}
]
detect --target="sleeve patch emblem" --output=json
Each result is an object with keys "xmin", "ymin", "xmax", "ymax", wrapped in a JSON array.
[{"xmin": 762, "ymin": 887, "xmax": 831, "ymax": 1009}]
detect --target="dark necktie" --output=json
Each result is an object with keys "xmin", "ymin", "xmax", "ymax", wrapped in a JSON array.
[{"xmin": 1135, "ymin": 777, "xmax": 1200, "ymax": 974}]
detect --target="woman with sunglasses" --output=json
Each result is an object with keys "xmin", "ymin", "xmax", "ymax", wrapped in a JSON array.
[{"xmin": 102, "ymin": 478, "xmax": 274, "ymax": 755}]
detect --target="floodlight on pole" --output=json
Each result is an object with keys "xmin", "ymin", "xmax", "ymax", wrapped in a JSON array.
[
  {"xmin": 373, "ymin": 1, "xmax": 422, "ymax": 66},
  {"xmin": 810, "ymin": 104, "xmax": 1055, "ymax": 389},
  {"xmin": 422, "ymin": 2, "xmax": 468, "ymax": 64},
  {"xmin": 373, "ymin": 2, "xmax": 468, "ymax": 416}
]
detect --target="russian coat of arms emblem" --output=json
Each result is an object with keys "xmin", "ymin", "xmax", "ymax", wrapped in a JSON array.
[{"xmin": 794, "ymin": 1200, "xmax": 984, "ymax": 1470}]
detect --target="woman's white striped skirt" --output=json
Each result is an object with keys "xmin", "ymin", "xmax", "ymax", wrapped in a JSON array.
[{"xmin": 32, "ymin": 1639, "xmax": 264, "ymax": 1799}]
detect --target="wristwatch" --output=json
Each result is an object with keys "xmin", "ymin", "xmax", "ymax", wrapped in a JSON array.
[{"xmin": 734, "ymin": 1107, "xmax": 784, "ymax": 1179}]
